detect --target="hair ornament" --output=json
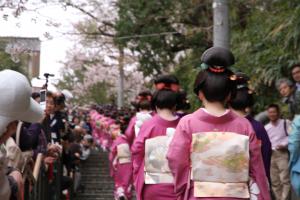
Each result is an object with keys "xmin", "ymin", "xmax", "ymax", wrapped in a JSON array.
[
  {"xmin": 200, "ymin": 63, "xmax": 209, "ymax": 71},
  {"xmin": 155, "ymin": 82, "xmax": 180, "ymax": 92},
  {"xmin": 137, "ymin": 95, "xmax": 152, "ymax": 103},
  {"xmin": 237, "ymin": 84, "xmax": 248, "ymax": 89},
  {"xmin": 208, "ymin": 66, "xmax": 225, "ymax": 73}
]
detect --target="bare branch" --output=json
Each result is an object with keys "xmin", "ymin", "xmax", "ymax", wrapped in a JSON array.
[
  {"xmin": 65, "ymin": 1, "xmax": 99, "ymax": 22},
  {"xmin": 97, "ymin": 26, "xmax": 115, "ymax": 37},
  {"xmin": 102, "ymin": 20, "xmax": 115, "ymax": 28}
]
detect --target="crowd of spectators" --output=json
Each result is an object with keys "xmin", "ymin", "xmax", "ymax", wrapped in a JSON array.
[{"xmin": 0, "ymin": 69, "xmax": 94, "ymax": 200}]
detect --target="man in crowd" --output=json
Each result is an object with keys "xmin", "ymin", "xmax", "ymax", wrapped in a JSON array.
[
  {"xmin": 276, "ymin": 78, "xmax": 300, "ymax": 119},
  {"xmin": 291, "ymin": 64, "xmax": 300, "ymax": 91},
  {"xmin": 265, "ymin": 104, "xmax": 291, "ymax": 200}
]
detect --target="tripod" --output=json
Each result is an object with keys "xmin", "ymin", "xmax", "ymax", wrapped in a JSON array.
[{"xmin": 42, "ymin": 73, "xmax": 54, "ymax": 90}]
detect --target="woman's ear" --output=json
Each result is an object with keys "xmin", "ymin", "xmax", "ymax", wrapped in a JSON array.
[
  {"xmin": 225, "ymin": 93, "xmax": 231, "ymax": 104},
  {"xmin": 198, "ymin": 91, "xmax": 204, "ymax": 101}
]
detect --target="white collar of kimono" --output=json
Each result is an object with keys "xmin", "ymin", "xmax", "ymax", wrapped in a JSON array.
[{"xmin": 201, "ymin": 108, "xmax": 230, "ymax": 117}]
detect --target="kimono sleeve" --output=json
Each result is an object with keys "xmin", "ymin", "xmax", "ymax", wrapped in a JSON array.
[
  {"xmin": 131, "ymin": 123, "xmax": 151, "ymax": 182},
  {"xmin": 125, "ymin": 117, "xmax": 136, "ymax": 147},
  {"xmin": 167, "ymin": 118, "xmax": 191, "ymax": 198},
  {"xmin": 248, "ymin": 124, "xmax": 271, "ymax": 200},
  {"xmin": 256, "ymin": 122, "xmax": 272, "ymax": 181},
  {"xmin": 109, "ymin": 142, "xmax": 117, "ymax": 177}
]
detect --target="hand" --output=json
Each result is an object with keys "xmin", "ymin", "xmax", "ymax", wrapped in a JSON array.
[
  {"xmin": 44, "ymin": 156, "xmax": 56, "ymax": 164},
  {"xmin": 47, "ymin": 143, "xmax": 62, "ymax": 153},
  {"xmin": 9, "ymin": 170, "xmax": 24, "ymax": 200},
  {"xmin": 74, "ymin": 152, "xmax": 80, "ymax": 158},
  {"xmin": 276, "ymin": 145, "xmax": 287, "ymax": 150}
]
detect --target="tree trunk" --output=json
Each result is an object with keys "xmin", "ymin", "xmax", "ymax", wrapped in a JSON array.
[
  {"xmin": 213, "ymin": 0, "xmax": 230, "ymax": 49},
  {"xmin": 117, "ymin": 47, "xmax": 124, "ymax": 108}
]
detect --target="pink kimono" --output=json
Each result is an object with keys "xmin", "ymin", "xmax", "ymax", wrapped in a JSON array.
[
  {"xmin": 106, "ymin": 119, "xmax": 115, "ymax": 149},
  {"xmin": 125, "ymin": 116, "xmax": 137, "ymax": 147},
  {"xmin": 167, "ymin": 108, "xmax": 271, "ymax": 200},
  {"xmin": 100, "ymin": 117, "xmax": 110, "ymax": 150},
  {"xmin": 131, "ymin": 115, "xmax": 180, "ymax": 200},
  {"xmin": 93, "ymin": 114, "xmax": 103, "ymax": 145},
  {"xmin": 110, "ymin": 135, "xmax": 133, "ymax": 199},
  {"xmin": 126, "ymin": 112, "xmax": 155, "ymax": 147}
]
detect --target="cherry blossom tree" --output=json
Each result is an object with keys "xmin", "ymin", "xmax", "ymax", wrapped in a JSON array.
[
  {"xmin": 59, "ymin": 43, "xmax": 147, "ymax": 105},
  {"xmin": 57, "ymin": 0, "xmax": 148, "ymax": 106}
]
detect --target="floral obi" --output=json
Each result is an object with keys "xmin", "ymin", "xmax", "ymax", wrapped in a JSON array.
[
  {"xmin": 117, "ymin": 143, "xmax": 131, "ymax": 164},
  {"xmin": 191, "ymin": 132, "xmax": 250, "ymax": 198},
  {"xmin": 144, "ymin": 128, "xmax": 175, "ymax": 184}
]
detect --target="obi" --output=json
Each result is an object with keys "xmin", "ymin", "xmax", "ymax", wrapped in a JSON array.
[
  {"xmin": 144, "ymin": 128, "xmax": 175, "ymax": 184},
  {"xmin": 191, "ymin": 132, "xmax": 250, "ymax": 198},
  {"xmin": 117, "ymin": 143, "xmax": 131, "ymax": 164}
]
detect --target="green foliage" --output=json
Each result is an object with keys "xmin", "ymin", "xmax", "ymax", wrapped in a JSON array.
[
  {"xmin": 0, "ymin": 51, "xmax": 24, "ymax": 72},
  {"xmin": 116, "ymin": 0, "xmax": 212, "ymax": 76},
  {"xmin": 116, "ymin": 0, "xmax": 214, "ymax": 110},
  {"xmin": 230, "ymin": 0, "xmax": 300, "ymax": 112},
  {"xmin": 0, "ymin": 42, "xmax": 26, "ymax": 74},
  {"xmin": 173, "ymin": 54, "xmax": 202, "ymax": 111},
  {"xmin": 57, "ymin": 0, "xmax": 300, "ymax": 112},
  {"xmin": 57, "ymin": 69, "xmax": 113, "ymax": 106},
  {"xmin": 88, "ymin": 82, "xmax": 114, "ymax": 105}
]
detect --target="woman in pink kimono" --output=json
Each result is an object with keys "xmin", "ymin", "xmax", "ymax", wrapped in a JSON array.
[
  {"xmin": 110, "ymin": 124, "xmax": 133, "ymax": 200},
  {"xmin": 125, "ymin": 91, "xmax": 153, "ymax": 147},
  {"xmin": 167, "ymin": 47, "xmax": 271, "ymax": 200},
  {"xmin": 93, "ymin": 113, "xmax": 103, "ymax": 146},
  {"xmin": 131, "ymin": 75, "xmax": 181, "ymax": 200},
  {"xmin": 101, "ymin": 114, "xmax": 112, "ymax": 151}
]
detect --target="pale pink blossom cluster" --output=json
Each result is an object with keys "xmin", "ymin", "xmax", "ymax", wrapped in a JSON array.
[
  {"xmin": 60, "ymin": 45, "xmax": 146, "ymax": 103},
  {"xmin": 58, "ymin": 0, "xmax": 148, "ymax": 104}
]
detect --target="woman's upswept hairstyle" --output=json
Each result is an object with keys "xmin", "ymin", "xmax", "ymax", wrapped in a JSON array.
[
  {"xmin": 152, "ymin": 75, "xmax": 179, "ymax": 110},
  {"xmin": 132, "ymin": 91, "xmax": 152, "ymax": 111},
  {"xmin": 194, "ymin": 47, "xmax": 237, "ymax": 103},
  {"xmin": 229, "ymin": 72, "xmax": 254, "ymax": 110},
  {"xmin": 176, "ymin": 90, "xmax": 190, "ymax": 111}
]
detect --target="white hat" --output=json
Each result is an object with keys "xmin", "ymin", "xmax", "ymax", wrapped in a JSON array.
[{"xmin": 0, "ymin": 70, "xmax": 44, "ymax": 135}]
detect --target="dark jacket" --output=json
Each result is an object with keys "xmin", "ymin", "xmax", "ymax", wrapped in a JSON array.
[
  {"xmin": 246, "ymin": 115, "xmax": 272, "ymax": 181},
  {"xmin": 283, "ymin": 89, "xmax": 300, "ymax": 119}
]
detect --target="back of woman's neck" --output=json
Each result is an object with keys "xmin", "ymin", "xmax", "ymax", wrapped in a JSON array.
[
  {"xmin": 157, "ymin": 109, "xmax": 177, "ymax": 121},
  {"xmin": 231, "ymin": 109, "xmax": 247, "ymax": 117},
  {"xmin": 203, "ymin": 102, "xmax": 227, "ymax": 117},
  {"xmin": 139, "ymin": 109, "xmax": 151, "ymax": 113}
]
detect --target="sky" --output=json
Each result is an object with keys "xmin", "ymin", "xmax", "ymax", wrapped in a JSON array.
[{"xmin": 0, "ymin": 2, "xmax": 83, "ymax": 81}]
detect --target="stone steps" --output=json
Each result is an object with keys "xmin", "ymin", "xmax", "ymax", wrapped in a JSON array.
[{"xmin": 74, "ymin": 149, "xmax": 115, "ymax": 200}]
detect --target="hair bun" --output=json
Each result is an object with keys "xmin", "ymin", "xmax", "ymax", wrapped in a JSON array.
[
  {"xmin": 154, "ymin": 74, "xmax": 180, "ymax": 92},
  {"xmin": 235, "ymin": 72, "xmax": 251, "ymax": 90},
  {"xmin": 201, "ymin": 47, "xmax": 235, "ymax": 68},
  {"xmin": 154, "ymin": 74, "xmax": 179, "ymax": 85},
  {"xmin": 235, "ymin": 72, "xmax": 249, "ymax": 84}
]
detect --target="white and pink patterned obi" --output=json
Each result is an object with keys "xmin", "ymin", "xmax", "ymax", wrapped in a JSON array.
[
  {"xmin": 191, "ymin": 132, "xmax": 250, "ymax": 198},
  {"xmin": 144, "ymin": 128, "xmax": 175, "ymax": 184},
  {"xmin": 117, "ymin": 143, "xmax": 131, "ymax": 164}
]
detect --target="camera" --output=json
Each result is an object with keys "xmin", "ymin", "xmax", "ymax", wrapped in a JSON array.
[{"xmin": 40, "ymin": 89, "xmax": 46, "ymax": 110}]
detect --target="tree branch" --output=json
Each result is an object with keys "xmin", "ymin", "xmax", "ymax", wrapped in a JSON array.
[{"xmin": 65, "ymin": 1, "xmax": 99, "ymax": 21}]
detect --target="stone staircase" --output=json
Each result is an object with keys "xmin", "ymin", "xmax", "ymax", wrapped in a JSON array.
[{"xmin": 74, "ymin": 149, "xmax": 114, "ymax": 200}]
